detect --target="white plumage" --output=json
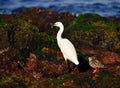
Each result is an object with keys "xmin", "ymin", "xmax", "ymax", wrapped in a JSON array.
[
  {"xmin": 54, "ymin": 22, "xmax": 79, "ymax": 67},
  {"xmin": 58, "ymin": 38, "xmax": 79, "ymax": 65}
]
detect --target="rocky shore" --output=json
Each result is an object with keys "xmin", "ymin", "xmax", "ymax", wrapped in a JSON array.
[{"xmin": 0, "ymin": 7, "xmax": 120, "ymax": 88}]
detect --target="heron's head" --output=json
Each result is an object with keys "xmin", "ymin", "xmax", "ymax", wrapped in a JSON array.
[{"xmin": 54, "ymin": 22, "xmax": 63, "ymax": 28}]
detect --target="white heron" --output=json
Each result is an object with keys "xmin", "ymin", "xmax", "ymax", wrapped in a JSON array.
[
  {"xmin": 88, "ymin": 56, "xmax": 104, "ymax": 73},
  {"xmin": 53, "ymin": 22, "xmax": 79, "ymax": 72}
]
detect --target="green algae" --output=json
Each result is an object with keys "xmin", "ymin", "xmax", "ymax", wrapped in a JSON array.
[
  {"xmin": 70, "ymin": 28, "xmax": 120, "ymax": 53},
  {"xmin": 30, "ymin": 32, "xmax": 58, "ymax": 60},
  {"xmin": 44, "ymin": 78, "xmax": 65, "ymax": 87},
  {"xmin": 0, "ymin": 70, "xmax": 119, "ymax": 88},
  {"xmin": 0, "ymin": 74, "xmax": 33, "ymax": 88},
  {"xmin": 95, "ymin": 71, "xmax": 120, "ymax": 88},
  {"xmin": 44, "ymin": 73, "xmax": 74, "ymax": 88},
  {"xmin": 0, "ymin": 9, "xmax": 120, "ymax": 88},
  {"xmin": 0, "ymin": 21, "xmax": 7, "ymax": 27},
  {"xmin": 64, "ymin": 14, "xmax": 120, "ymax": 53},
  {"xmin": 66, "ymin": 14, "xmax": 117, "ymax": 31},
  {"xmin": 1, "ymin": 14, "xmax": 119, "ymax": 56},
  {"xmin": 2, "ymin": 19, "xmax": 59, "ymax": 61},
  {"xmin": 0, "ymin": 76, "xmax": 10, "ymax": 83},
  {"xmin": 38, "ymin": 32, "xmax": 58, "ymax": 50}
]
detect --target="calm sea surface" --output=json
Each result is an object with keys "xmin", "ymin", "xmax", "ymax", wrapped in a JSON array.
[{"xmin": 0, "ymin": 0, "xmax": 120, "ymax": 17}]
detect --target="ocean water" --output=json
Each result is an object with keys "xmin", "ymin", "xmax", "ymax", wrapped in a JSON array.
[{"xmin": 0, "ymin": 0, "xmax": 120, "ymax": 17}]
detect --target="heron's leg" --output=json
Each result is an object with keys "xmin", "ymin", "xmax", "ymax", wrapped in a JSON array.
[{"xmin": 65, "ymin": 60, "xmax": 70, "ymax": 73}]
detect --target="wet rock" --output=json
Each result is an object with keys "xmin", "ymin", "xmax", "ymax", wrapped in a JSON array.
[
  {"xmin": 19, "ymin": 53, "xmax": 43, "ymax": 79},
  {"xmin": 81, "ymin": 49, "xmax": 120, "ymax": 64},
  {"xmin": 71, "ymin": 28, "xmax": 120, "ymax": 53},
  {"xmin": 67, "ymin": 14, "xmax": 120, "ymax": 53},
  {"xmin": 41, "ymin": 47, "xmax": 63, "ymax": 61},
  {"xmin": 81, "ymin": 49, "xmax": 120, "ymax": 76},
  {"xmin": 0, "ymin": 47, "xmax": 9, "ymax": 54},
  {"xmin": 63, "ymin": 79, "xmax": 74, "ymax": 87},
  {"xmin": 0, "ymin": 7, "xmax": 75, "ymax": 35},
  {"xmin": 11, "ymin": 19, "xmax": 39, "ymax": 49},
  {"xmin": 0, "ymin": 71, "xmax": 119, "ymax": 88},
  {"xmin": 93, "ymin": 71, "xmax": 120, "ymax": 88},
  {"xmin": 0, "ymin": 52, "xmax": 18, "ymax": 74},
  {"xmin": 25, "ymin": 53, "xmax": 38, "ymax": 71},
  {"xmin": 0, "ymin": 7, "xmax": 120, "ymax": 88},
  {"xmin": 0, "ymin": 14, "xmax": 16, "ymax": 22},
  {"xmin": 101, "ymin": 52, "xmax": 120, "ymax": 65},
  {"xmin": 107, "ymin": 65, "xmax": 120, "ymax": 76},
  {"xmin": 40, "ymin": 60, "xmax": 65, "ymax": 77},
  {"xmin": 0, "ymin": 74, "xmax": 38, "ymax": 88}
]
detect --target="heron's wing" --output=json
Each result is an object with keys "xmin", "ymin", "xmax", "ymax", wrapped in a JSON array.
[{"xmin": 58, "ymin": 38, "xmax": 77, "ymax": 59}]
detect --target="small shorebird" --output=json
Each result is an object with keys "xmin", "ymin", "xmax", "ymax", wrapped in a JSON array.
[{"xmin": 88, "ymin": 56, "xmax": 104, "ymax": 73}]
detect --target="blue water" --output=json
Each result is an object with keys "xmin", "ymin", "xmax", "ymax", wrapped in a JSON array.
[{"xmin": 0, "ymin": 0, "xmax": 120, "ymax": 17}]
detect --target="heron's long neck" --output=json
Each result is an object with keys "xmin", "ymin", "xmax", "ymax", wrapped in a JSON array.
[{"xmin": 57, "ymin": 25, "xmax": 64, "ymax": 40}]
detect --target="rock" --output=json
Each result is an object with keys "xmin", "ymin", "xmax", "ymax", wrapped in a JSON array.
[
  {"xmin": 67, "ymin": 14, "xmax": 120, "ymax": 53},
  {"xmin": 0, "ymin": 27, "xmax": 9, "ymax": 50},
  {"xmin": 0, "ymin": 7, "xmax": 120, "ymax": 87},
  {"xmin": 41, "ymin": 47, "xmax": 63, "ymax": 61},
  {"xmin": 25, "ymin": 53, "xmax": 38, "ymax": 71},
  {"xmin": 81, "ymin": 49, "xmax": 120, "ymax": 65},
  {"xmin": 107, "ymin": 65, "xmax": 120, "ymax": 76},
  {"xmin": 63, "ymin": 79, "xmax": 74, "ymax": 87},
  {"xmin": 0, "ymin": 47, "xmax": 9, "ymax": 54},
  {"xmin": 81, "ymin": 49, "xmax": 120, "ymax": 76},
  {"xmin": 40, "ymin": 60, "xmax": 65, "ymax": 76},
  {"xmin": 11, "ymin": 19, "xmax": 39, "ymax": 49},
  {"xmin": 0, "ymin": 7, "xmax": 75, "ymax": 35},
  {"xmin": 101, "ymin": 52, "xmax": 120, "ymax": 64}
]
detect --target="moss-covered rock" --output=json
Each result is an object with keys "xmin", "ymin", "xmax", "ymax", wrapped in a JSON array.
[
  {"xmin": 66, "ymin": 14, "xmax": 116, "ymax": 31},
  {"xmin": 0, "ymin": 27, "xmax": 9, "ymax": 50},
  {"xmin": 0, "ymin": 66, "xmax": 120, "ymax": 88},
  {"xmin": 0, "ymin": 74, "xmax": 40, "ymax": 88},
  {"xmin": 0, "ymin": 8, "xmax": 120, "ymax": 88},
  {"xmin": 31, "ymin": 32, "xmax": 58, "ymax": 51},
  {"xmin": 0, "ymin": 19, "xmax": 59, "ymax": 60},
  {"xmin": 94, "ymin": 71, "xmax": 120, "ymax": 88},
  {"xmin": 66, "ymin": 14, "xmax": 120, "ymax": 53},
  {"xmin": 70, "ymin": 29, "xmax": 120, "ymax": 52}
]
